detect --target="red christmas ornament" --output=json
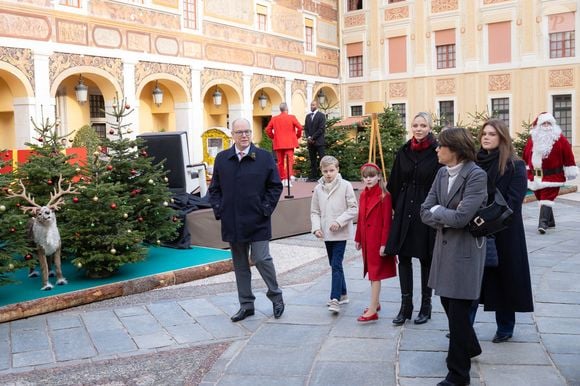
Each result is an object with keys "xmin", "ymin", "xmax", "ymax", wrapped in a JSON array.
[
  {"xmin": 172, "ymin": 216, "xmax": 178, "ymax": 222},
  {"xmin": 16, "ymin": 203, "xmax": 21, "ymax": 208},
  {"xmin": 110, "ymin": 203, "xmax": 117, "ymax": 209},
  {"xmin": 125, "ymin": 104, "xmax": 131, "ymax": 110},
  {"xmin": 10, "ymin": 227, "xmax": 16, "ymax": 233},
  {"xmin": 140, "ymin": 150, "xmax": 148, "ymax": 157},
  {"xmin": 38, "ymin": 138, "xmax": 43, "ymax": 142},
  {"xmin": 137, "ymin": 216, "xmax": 144, "ymax": 222},
  {"xmin": 109, "ymin": 129, "xmax": 115, "ymax": 135},
  {"xmin": 73, "ymin": 197, "xmax": 79, "ymax": 203},
  {"xmin": 47, "ymin": 180, "xmax": 53, "ymax": 185},
  {"xmin": 130, "ymin": 169, "xmax": 137, "ymax": 175},
  {"xmin": 106, "ymin": 165, "xmax": 113, "ymax": 171},
  {"xmin": 25, "ymin": 254, "xmax": 33, "ymax": 261}
]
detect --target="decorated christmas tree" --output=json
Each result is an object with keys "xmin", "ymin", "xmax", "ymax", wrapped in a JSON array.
[
  {"xmin": 60, "ymin": 94, "xmax": 178, "ymax": 276},
  {"xmin": 98, "ymin": 94, "xmax": 179, "ymax": 245},
  {"xmin": 13, "ymin": 111, "xmax": 78, "ymax": 202},
  {"xmin": 0, "ymin": 152, "xmax": 34, "ymax": 285},
  {"xmin": 62, "ymin": 152, "xmax": 146, "ymax": 277}
]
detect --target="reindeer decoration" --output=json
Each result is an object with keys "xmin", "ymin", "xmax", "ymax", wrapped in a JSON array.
[{"xmin": 7, "ymin": 178, "xmax": 78, "ymax": 290}]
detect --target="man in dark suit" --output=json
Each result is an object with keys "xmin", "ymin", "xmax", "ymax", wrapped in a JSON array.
[
  {"xmin": 304, "ymin": 100, "xmax": 326, "ymax": 181},
  {"xmin": 208, "ymin": 118, "xmax": 285, "ymax": 322}
]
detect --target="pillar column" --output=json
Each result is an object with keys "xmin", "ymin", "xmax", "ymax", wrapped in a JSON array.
[
  {"xmin": 190, "ymin": 65, "xmax": 203, "ymax": 163},
  {"xmin": 122, "ymin": 58, "xmax": 138, "ymax": 139}
]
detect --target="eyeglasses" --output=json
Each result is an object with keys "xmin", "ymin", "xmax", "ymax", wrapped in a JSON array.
[{"xmin": 233, "ymin": 130, "xmax": 252, "ymax": 137}]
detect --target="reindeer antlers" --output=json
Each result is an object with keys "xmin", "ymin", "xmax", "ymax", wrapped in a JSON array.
[
  {"xmin": 6, "ymin": 175, "xmax": 79, "ymax": 213},
  {"xmin": 46, "ymin": 176, "xmax": 79, "ymax": 211},
  {"xmin": 5, "ymin": 180, "xmax": 40, "ymax": 214}
]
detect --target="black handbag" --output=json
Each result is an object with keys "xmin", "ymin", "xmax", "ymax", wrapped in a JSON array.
[
  {"xmin": 485, "ymin": 236, "xmax": 499, "ymax": 267},
  {"xmin": 468, "ymin": 190, "xmax": 513, "ymax": 238}
]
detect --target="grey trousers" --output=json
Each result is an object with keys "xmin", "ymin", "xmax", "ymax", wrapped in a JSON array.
[{"xmin": 230, "ymin": 240, "xmax": 283, "ymax": 309}]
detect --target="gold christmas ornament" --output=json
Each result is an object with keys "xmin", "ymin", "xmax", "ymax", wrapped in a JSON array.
[
  {"xmin": 146, "ymin": 198, "xmax": 151, "ymax": 203},
  {"xmin": 0, "ymin": 205, "xmax": 6, "ymax": 212},
  {"xmin": 163, "ymin": 201, "xmax": 168, "ymax": 206},
  {"xmin": 92, "ymin": 196, "xmax": 99, "ymax": 202},
  {"xmin": 123, "ymin": 213, "xmax": 128, "ymax": 218},
  {"xmin": 148, "ymin": 179, "xmax": 154, "ymax": 184},
  {"xmin": 76, "ymin": 262, "xmax": 83, "ymax": 268},
  {"xmin": 110, "ymin": 248, "xmax": 117, "ymax": 254},
  {"xmin": 8, "ymin": 263, "xmax": 14, "ymax": 270}
]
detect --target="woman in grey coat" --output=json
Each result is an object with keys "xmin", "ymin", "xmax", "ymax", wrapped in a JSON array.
[{"xmin": 420, "ymin": 128, "xmax": 488, "ymax": 386}]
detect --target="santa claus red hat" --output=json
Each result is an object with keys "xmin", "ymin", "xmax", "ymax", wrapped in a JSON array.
[{"xmin": 532, "ymin": 112, "xmax": 556, "ymax": 128}]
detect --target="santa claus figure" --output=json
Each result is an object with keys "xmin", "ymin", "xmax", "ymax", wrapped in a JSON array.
[{"xmin": 523, "ymin": 112, "xmax": 578, "ymax": 234}]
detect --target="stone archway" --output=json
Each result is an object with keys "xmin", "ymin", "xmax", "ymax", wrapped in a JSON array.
[
  {"xmin": 0, "ymin": 62, "xmax": 35, "ymax": 148},
  {"xmin": 136, "ymin": 74, "xmax": 190, "ymax": 134}
]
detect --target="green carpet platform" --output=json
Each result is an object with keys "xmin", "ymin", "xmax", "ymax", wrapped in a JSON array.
[{"xmin": 0, "ymin": 246, "xmax": 231, "ymax": 323}]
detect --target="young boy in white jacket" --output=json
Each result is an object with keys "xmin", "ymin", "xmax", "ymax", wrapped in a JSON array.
[{"xmin": 310, "ymin": 155, "xmax": 358, "ymax": 313}]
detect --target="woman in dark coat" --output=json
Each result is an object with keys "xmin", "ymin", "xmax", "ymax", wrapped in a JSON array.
[
  {"xmin": 386, "ymin": 112, "xmax": 442, "ymax": 325},
  {"xmin": 475, "ymin": 119, "xmax": 534, "ymax": 343}
]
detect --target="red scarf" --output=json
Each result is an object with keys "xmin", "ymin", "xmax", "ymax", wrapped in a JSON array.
[{"xmin": 410, "ymin": 134, "xmax": 434, "ymax": 152}]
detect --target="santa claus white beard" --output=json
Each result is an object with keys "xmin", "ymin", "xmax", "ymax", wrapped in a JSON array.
[{"xmin": 531, "ymin": 125, "xmax": 562, "ymax": 168}]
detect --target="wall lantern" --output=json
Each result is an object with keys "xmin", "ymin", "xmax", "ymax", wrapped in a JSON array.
[
  {"xmin": 75, "ymin": 74, "xmax": 88, "ymax": 104},
  {"xmin": 317, "ymin": 89, "xmax": 326, "ymax": 105},
  {"xmin": 212, "ymin": 86, "xmax": 222, "ymax": 107},
  {"xmin": 152, "ymin": 81, "xmax": 163, "ymax": 107},
  {"xmin": 258, "ymin": 91, "xmax": 268, "ymax": 110}
]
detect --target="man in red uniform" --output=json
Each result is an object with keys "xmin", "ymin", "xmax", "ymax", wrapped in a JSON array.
[
  {"xmin": 265, "ymin": 102, "xmax": 303, "ymax": 186},
  {"xmin": 523, "ymin": 112, "xmax": 578, "ymax": 234}
]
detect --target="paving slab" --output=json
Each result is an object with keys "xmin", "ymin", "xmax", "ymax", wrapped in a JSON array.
[
  {"xmin": 225, "ymin": 344, "xmax": 318, "ymax": 376},
  {"xmin": 318, "ymin": 337, "xmax": 395, "ymax": 363},
  {"xmin": 51, "ymin": 327, "xmax": 97, "ymax": 361},
  {"xmin": 310, "ymin": 361, "xmax": 395, "ymax": 386},
  {"xmin": 88, "ymin": 328, "xmax": 138, "ymax": 355},
  {"xmin": 480, "ymin": 364, "xmax": 566, "ymax": 386}
]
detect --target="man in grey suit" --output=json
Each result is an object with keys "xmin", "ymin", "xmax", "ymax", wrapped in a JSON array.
[{"xmin": 208, "ymin": 118, "xmax": 285, "ymax": 322}]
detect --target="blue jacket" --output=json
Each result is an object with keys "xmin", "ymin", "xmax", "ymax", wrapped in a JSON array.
[{"xmin": 208, "ymin": 144, "xmax": 283, "ymax": 243}]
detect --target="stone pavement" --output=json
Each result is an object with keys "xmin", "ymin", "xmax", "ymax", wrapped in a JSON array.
[{"xmin": 0, "ymin": 194, "xmax": 579, "ymax": 385}]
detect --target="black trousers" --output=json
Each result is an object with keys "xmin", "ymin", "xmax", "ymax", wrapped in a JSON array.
[
  {"xmin": 441, "ymin": 296, "xmax": 482, "ymax": 384},
  {"xmin": 308, "ymin": 144, "xmax": 325, "ymax": 179}
]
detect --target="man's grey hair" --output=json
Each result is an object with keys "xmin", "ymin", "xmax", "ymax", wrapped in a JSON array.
[
  {"xmin": 231, "ymin": 117, "xmax": 251, "ymax": 130},
  {"xmin": 279, "ymin": 102, "xmax": 288, "ymax": 112}
]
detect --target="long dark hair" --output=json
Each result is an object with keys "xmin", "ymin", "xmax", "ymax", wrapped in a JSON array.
[{"xmin": 478, "ymin": 119, "xmax": 516, "ymax": 175}]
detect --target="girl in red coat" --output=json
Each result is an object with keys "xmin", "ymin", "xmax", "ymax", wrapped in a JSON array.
[{"xmin": 355, "ymin": 163, "xmax": 397, "ymax": 322}]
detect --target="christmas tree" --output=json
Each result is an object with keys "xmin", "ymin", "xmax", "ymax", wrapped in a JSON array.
[
  {"xmin": 13, "ymin": 111, "xmax": 78, "ymax": 202},
  {"xmin": 98, "ymin": 94, "xmax": 179, "ymax": 245},
  {"xmin": 0, "ymin": 152, "xmax": 34, "ymax": 285},
  {"xmin": 62, "ymin": 151, "xmax": 146, "ymax": 277},
  {"xmin": 61, "ymin": 94, "xmax": 178, "ymax": 276}
]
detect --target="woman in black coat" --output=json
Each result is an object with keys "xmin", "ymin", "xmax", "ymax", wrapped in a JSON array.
[
  {"xmin": 474, "ymin": 118, "xmax": 534, "ymax": 342},
  {"xmin": 386, "ymin": 112, "xmax": 442, "ymax": 325}
]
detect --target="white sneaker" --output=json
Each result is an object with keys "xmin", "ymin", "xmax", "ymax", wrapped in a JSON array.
[
  {"xmin": 326, "ymin": 295, "xmax": 349, "ymax": 306},
  {"xmin": 282, "ymin": 180, "xmax": 288, "ymax": 187},
  {"xmin": 328, "ymin": 299, "xmax": 340, "ymax": 313}
]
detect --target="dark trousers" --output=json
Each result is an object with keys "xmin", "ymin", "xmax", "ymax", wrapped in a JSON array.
[
  {"xmin": 325, "ymin": 240, "xmax": 347, "ymax": 300},
  {"xmin": 441, "ymin": 297, "xmax": 482, "ymax": 385},
  {"xmin": 230, "ymin": 241, "xmax": 283, "ymax": 309},
  {"xmin": 470, "ymin": 303, "xmax": 515, "ymax": 337},
  {"xmin": 308, "ymin": 144, "xmax": 325, "ymax": 179}
]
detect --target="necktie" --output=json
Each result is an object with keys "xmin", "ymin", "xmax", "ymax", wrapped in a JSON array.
[{"xmin": 238, "ymin": 152, "xmax": 244, "ymax": 161}]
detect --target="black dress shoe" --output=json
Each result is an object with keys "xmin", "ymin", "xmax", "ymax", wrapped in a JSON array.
[
  {"xmin": 273, "ymin": 302, "xmax": 285, "ymax": 319},
  {"xmin": 492, "ymin": 333, "xmax": 512, "ymax": 343},
  {"xmin": 230, "ymin": 308, "xmax": 254, "ymax": 322}
]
